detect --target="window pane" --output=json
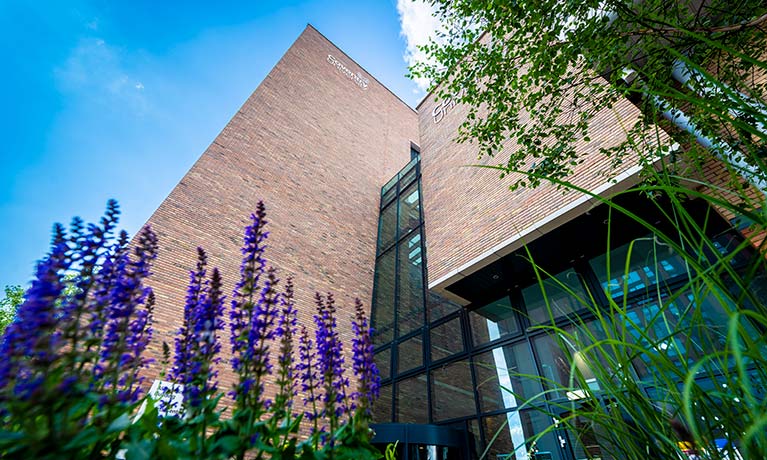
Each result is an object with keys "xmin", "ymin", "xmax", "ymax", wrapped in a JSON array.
[
  {"xmin": 622, "ymin": 290, "xmax": 743, "ymax": 379},
  {"xmin": 522, "ymin": 269, "xmax": 586, "ymax": 325},
  {"xmin": 532, "ymin": 322, "xmax": 608, "ymax": 401},
  {"xmin": 589, "ymin": 236, "xmax": 689, "ymax": 299},
  {"xmin": 372, "ymin": 249, "xmax": 395, "ymax": 345},
  {"xmin": 398, "ymin": 334, "xmax": 423, "ymax": 374},
  {"xmin": 372, "ymin": 384, "xmax": 393, "ymax": 423},
  {"xmin": 431, "ymin": 362, "xmax": 475, "ymax": 421},
  {"xmin": 427, "ymin": 291, "xmax": 461, "ymax": 323},
  {"xmin": 398, "ymin": 231, "xmax": 425, "ymax": 335},
  {"xmin": 398, "ymin": 182, "xmax": 421, "ymax": 236},
  {"xmin": 469, "ymin": 296, "xmax": 520, "ymax": 346},
  {"xmin": 375, "ymin": 347, "xmax": 391, "ymax": 381},
  {"xmin": 430, "ymin": 317, "xmax": 464, "ymax": 361},
  {"xmin": 481, "ymin": 410, "xmax": 564, "ymax": 460},
  {"xmin": 396, "ymin": 374, "xmax": 428, "ymax": 423},
  {"xmin": 474, "ymin": 343, "xmax": 541, "ymax": 413},
  {"xmin": 378, "ymin": 202, "xmax": 397, "ymax": 253}
]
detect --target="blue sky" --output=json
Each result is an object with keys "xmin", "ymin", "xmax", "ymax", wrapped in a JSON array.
[{"xmin": 0, "ymin": 0, "xmax": 435, "ymax": 289}]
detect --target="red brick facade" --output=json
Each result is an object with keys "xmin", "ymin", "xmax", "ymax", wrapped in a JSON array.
[
  {"xmin": 139, "ymin": 26, "xmax": 418, "ymax": 394},
  {"xmin": 417, "ymin": 77, "xmax": 669, "ymax": 301}
]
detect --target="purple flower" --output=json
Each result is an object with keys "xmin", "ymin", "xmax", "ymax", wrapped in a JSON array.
[
  {"xmin": 94, "ymin": 225, "xmax": 158, "ymax": 403},
  {"xmin": 273, "ymin": 277, "xmax": 297, "ymax": 414},
  {"xmin": 0, "ymin": 236, "xmax": 69, "ymax": 398},
  {"xmin": 313, "ymin": 293, "xmax": 350, "ymax": 437},
  {"xmin": 229, "ymin": 202, "xmax": 280, "ymax": 411},
  {"xmin": 350, "ymin": 299, "xmax": 380, "ymax": 415}
]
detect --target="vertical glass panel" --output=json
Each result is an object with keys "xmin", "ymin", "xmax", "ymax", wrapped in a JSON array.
[
  {"xmin": 427, "ymin": 291, "xmax": 461, "ymax": 323},
  {"xmin": 469, "ymin": 296, "xmax": 520, "ymax": 346},
  {"xmin": 375, "ymin": 347, "xmax": 391, "ymax": 381},
  {"xmin": 378, "ymin": 203, "xmax": 397, "ymax": 254},
  {"xmin": 474, "ymin": 343, "xmax": 541, "ymax": 413},
  {"xmin": 430, "ymin": 317, "xmax": 464, "ymax": 361},
  {"xmin": 623, "ymin": 290, "xmax": 740, "ymax": 379},
  {"xmin": 431, "ymin": 362, "xmax": 475, "ymax": 421},
  {"xmin": 398, "ymin": 182, "xmax": 421, "ymax": 236},
  {"xmin": 397, "ymin": 334, "xmax": 423, "ymax": 374},
  {"xmin": 372, "ymin": 249, "xmax": 395, "ymax": 345},
  {"xmin": 467, "ymin": 419, "xmax": 483, "ymax": 460},
  {"xmin": 398, "ymin": 231, "xmax": 425, "ymax": 335},
  {"xmin": 400, "ymin": 161, "xmax": 418, "ymax": 187},
  {"xmin": 589, "ymin": 236, "xmax": 689, "ymax": 299},
  {"xmin": 481, "ymin": 410, "xmax": 564, "ymax": 460},
  {"xmin": 372, "ymin": 384, "xmax": 393, "ymax": 423},
  {"xmin": 559, "ymin": 408, "xmax": 617, "ymax": 460},
  {"xmin": 522, "ymin": 269, "xmax": 586, "ymax": 325},
  {"xmin": 532, "ymin": 321, "xmax": 608, "ymax": 401},
  {"xmin": 396, "ymin": 374, "xmax": 428, "ymax": 423}
]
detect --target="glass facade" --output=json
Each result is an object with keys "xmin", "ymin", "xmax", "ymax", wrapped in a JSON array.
[{"xmin": 370, "ymin": 153, "xmax": 758, "ymax": 460}]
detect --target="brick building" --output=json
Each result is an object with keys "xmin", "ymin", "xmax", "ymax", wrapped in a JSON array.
[{"xmin": 140, "ymin": 25, "xmax": 760, "ymax": 460}]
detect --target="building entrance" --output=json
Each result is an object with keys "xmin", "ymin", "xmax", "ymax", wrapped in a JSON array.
[{"xmin": 372, "ymin": 423, "xmax": 470, "ymax": 460}]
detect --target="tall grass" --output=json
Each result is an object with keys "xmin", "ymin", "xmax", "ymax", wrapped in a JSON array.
[{"xmin": 492, "ymin": 164, "xmax": 767, "ymax": 459}]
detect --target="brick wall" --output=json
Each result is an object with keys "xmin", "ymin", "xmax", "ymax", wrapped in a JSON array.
[
  {"xmin": 418, "ymin": 76, "xmax": 669, "ymax": 298},
  {"xmin": 138, "ymin": 25, "xmax": 418, "ymax": 406}
]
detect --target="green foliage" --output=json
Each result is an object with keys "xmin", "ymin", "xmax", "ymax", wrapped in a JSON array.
[
  {"xmin": 0, "ymin": 285, "xmax": 23, "ymax": 334},
  {"xmin": 413, "ymin": 0, "xmax": 767, "ymax": 190},
  {"xmin": 477, "ymin": 166, "xmax": 767, "ymax": 459}
]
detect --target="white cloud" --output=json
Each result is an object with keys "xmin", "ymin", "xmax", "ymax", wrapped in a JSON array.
[
  {"xmin": 54, "ymin": 37, "xmax": 148, "ymax": 114},
  {"xmin": 396, "ymin": 0, "xmax": 444, "ymax": 92}
]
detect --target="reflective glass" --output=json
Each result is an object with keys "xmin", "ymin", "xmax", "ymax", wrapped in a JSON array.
[
  {"xmin": 372, "ymin": 249, "xmax": 395, "ymax": 345},
  {"xmin": 481, "ymin": 410, "xmax": 563, "ymax": 460},
  {"xmin": 398, "ymin": 182, "xmax": 421, "ymax": 236},
  {"xmin": 375, "ymin": 347, "xmax": 391, "ymax": 381},
  {"xmin": 469, "ymin": 296, "xmax": 520, "ymax": 346},
  {"xmin": 623, "ymin": 290, "xmax": 739, "ymax": 379},
  {"xmin": 430, "ymin": 317, "xmax": 464, "ymax": 361},
  {"xmin": 532, "ymin": 321, "xmax": 609, "ymax": 401},
  {"xmin": 431, "ymin": 362, "xmax": 475, "ymax": 421},
  {"xmin": 396, "ymin": 374, "xmax": 428, "ymax": 423},
  {"xmin": 589, "ymin": 236, "xmax": 689, "ymax": 299},
  {"xmin": 474, "ymin": 343, "xmax": 541, "ymax": 413},
  {"xmin": 398, "ymin": 231, "xmax": 425, "ymax": 335},
  {"xmin": 398, "ymin": 334, "xmax": 424, "ymax": 374},
  {"xmin": 427, "ymin": 291, "xmax": 462, "ymax": 323},
  {"xmin": 522, "ymin": 269, "xmax": 586, "ymax": 325},
  {"xmin": 378, "ymin": 203, "xmax": 397, "ymax": 253},
  {"xmin": 372, "ymin": 384, "xmax": 393, "ymax": 423}
]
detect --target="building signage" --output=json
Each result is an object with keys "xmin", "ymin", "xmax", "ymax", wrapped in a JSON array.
[
  {"xmin": 327, "ymin": 54, "xmax": 369, "ymax": 90},
  {"xmin": 432, "ymin": 87, "xmax": 466, "ymax": 124}
]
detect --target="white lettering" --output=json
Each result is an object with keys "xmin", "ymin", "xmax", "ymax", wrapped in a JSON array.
[{"xmin": 327, "ymin": 54, "xmax": 369, "ymax": 91}]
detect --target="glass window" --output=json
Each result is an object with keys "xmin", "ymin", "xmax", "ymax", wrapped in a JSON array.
[
  {"xmin": 431, "ymin": 362, "xmax": 475, "ymax": 421},
  {"xmin": 396, "ymin": 374, "xmax": 428, "ymax": 423},
  {"xmin": 378, "ymin": 202, "xmax": 397, "ymax": 253},
  {"xmin": 373, "ymin": 384, "xmax": 393, "ymax": 423},
  {"xmin": 469, "ymin": 296, "xmax": 520, "ymax": 346},
  {"xmin": 398, "ymin": 334, "xmax": 424, "ymax": 374},
  {"xmin": 622, "ymin": 290, "xmax": 740, "ymax": 379},
  {"xmin": 398, "ymin": 231, "xmax": 425, "ymax": 335},
  {"xmin": 427, "ymin": 291, "xmax": 462, "ymax": 323},
  {"xmin": 532, "ymin": 321, "xmax": 609, "ymax": 401},
  {"xmin": 375, "ymin": 347, "xmax": 391, "ymax": 381},
  {"xmin": 400, "ymin": 162, "xmax": 418, "ymax": 187},
  {"xmin": 522, "ymin": 269, "xmax": 586, "ymax": 325},
  {"xmin": 481, "ymin": 410, "xmax": 564, "ymax": 460},
  {"xmin": 381, "ymin": 175, "xmax": 398, "ymax": 207},
  {"xmin": 398, "ymin": 182, "xmax": 421, "ymax": 236},
  {"xmin": 589, "ymin": 236, "xmax": 689, "ymax": 299},
  {"xmin": 372, "ymin": 249, "xmax": 395, "ymax": 345},
  {"xmin": 474, "ymin": 343, "xmax": 541, "ymax": 413},
  {"xmin": 430, "ymin": 317, "xmax": 464, "ymax": 361}
]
